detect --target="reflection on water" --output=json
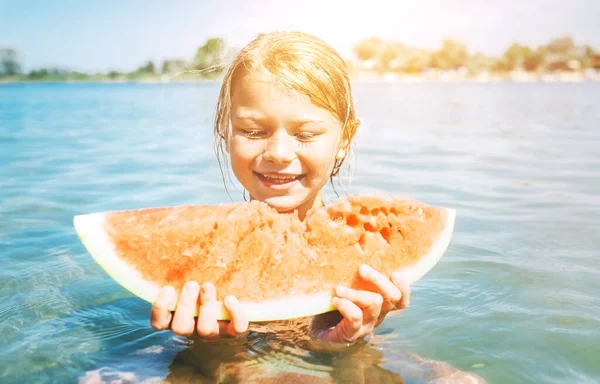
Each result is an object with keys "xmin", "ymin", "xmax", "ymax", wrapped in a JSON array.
[
  {"xmin": 2, "ymin": 82, "xmax": 600, "ymax": 383},
  {"xmin": 79, "ymin": 317, "xmax": 485, "ymax": 383}
]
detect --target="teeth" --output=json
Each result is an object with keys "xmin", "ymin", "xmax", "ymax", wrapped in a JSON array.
[{"xmin": 262, "ymin": 174, "xmax": 299, "ymax": 182}]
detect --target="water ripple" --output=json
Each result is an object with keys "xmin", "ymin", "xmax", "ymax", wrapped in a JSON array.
[{"xmin": 2, "ymin": 82, "xmax": 600, "ymax": 383}]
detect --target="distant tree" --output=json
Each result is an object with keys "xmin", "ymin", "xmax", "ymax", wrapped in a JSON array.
[
  {"xmin": 584, "ymin": 45, "xmax": 596, "ymax": 57},
  {"xmin": 194, "ymin": 37, "xmax": 226, "ymax": 72},
  {"xmin": 403, "ymin": 49, "xmax": 433, "ymax": 73},
  {"xmin": 377, "ymin": 42, "xmax": 400, "ymax": 71},
  {"xmin": 503, "ymin": 43, "xmax": 533, "ymax": 70},
  {"xmin": 27, "ymin": 69, "xmax": 49, "ymax": 80},
  {"xmin": 579, "ymin": 45, "xmax": 597, "ymax": 68},
  {"xmin": 130, "ymin": 60, "xmax": 156, "ymax": 78},
  {"xmin": 466, "ymin": 52, "xmax": 497, "ymax": 74},
  {"xmin": 353, "ymin": 37, "xmax": 384, "ymax": 62},
  {"xmin": 142, "ymin": 60, "xmax": 155, "ymax": 74},
  {"xmin": 107, "ymin": 70, "xmax": 121, "ymax": 79},
  {"xmin": 538, "ymin": 37, "xmax": 580, "ymax": 71},
  {"xmin": 70, "ymin": 71, "xmax": 89, "ymax": 81},
  {"xmin": 161, "ymin": 59, "xmax": 188, "ymax": 74},
  {"xmin": 0, "ymin": 48, "xmax": 21, "ymax": 76},
  {"xmin": 546, "ymin": 37, "xmax": 575, "ymax": 55},
  {"xmin": 431, "ymin": 39, "xmax": 468, "ymax": 70},
  {"xmin": 524, "ymin": 47, "xmax": 545, "ymax": 71}
]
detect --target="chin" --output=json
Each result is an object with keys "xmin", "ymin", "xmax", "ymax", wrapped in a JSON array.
[{"xmin": 261, "ymin": 195, "xmax": 303, "ymax": 213}]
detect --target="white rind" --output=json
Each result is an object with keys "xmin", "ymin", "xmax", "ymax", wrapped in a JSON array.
[
  {"xmin": 394, "ymin": 208, "xmax": 456, "ymax": 284},
  {"xmin": 73, "ymin": 207, "xmax": 455, "ymax": 322},
  {"xmin": 74, "ymin": 213, "xmax": 163, "ymax": 305}
]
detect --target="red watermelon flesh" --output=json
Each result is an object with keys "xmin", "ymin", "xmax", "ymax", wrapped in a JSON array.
[{"xmin": 74, "ymin": 195, "xmax": 455, "ymax": 321}]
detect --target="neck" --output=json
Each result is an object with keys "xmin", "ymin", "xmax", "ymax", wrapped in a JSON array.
[{"xmin": 286, "ymin": 192, "xmax": 325, "ymax": 221}]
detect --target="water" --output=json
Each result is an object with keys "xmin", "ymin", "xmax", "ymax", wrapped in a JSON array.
[{"xmin": 1, "ymin": 81, "xmax": 599, "ymax": 383}]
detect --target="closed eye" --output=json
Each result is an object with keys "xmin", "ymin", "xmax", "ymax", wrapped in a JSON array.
[
  {"xmin": 237, "ymin": 129, "xmax": 266, "ymax": 139},
  {"xmin": 295, "ymin": 132, "xmax": 320, "ymax": 142}
]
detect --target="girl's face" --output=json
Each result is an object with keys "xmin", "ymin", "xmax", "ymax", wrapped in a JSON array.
[{"xmin": 228, "ymin": 69, "xmax": 345, "ymax": 219}]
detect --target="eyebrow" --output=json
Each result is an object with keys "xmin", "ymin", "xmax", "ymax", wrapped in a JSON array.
[{"xmin": 232, "ymin": 115, "xmax": 328, "ymax": 125}]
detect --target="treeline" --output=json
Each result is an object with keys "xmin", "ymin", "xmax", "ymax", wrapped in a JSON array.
[
  {"xmin": 351, "ymin": 36, "xmax": 598, "ymax": 74},
  {"xmin": 1, "ymin": 36, "xmax": 599, "ymax": 82},
  {"xmin": 0, "ymin": 38, "xmax": 232, "ymax": 82}
]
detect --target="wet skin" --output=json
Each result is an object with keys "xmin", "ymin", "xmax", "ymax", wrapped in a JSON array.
[{"xmin": 150, "ymin": 70, "xmax": 412, "ymax": 344}]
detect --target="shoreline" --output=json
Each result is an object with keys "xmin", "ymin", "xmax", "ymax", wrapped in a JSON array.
[{"xmin": 1, "ymin": 70, "xmax": 599, "ymax": 85}]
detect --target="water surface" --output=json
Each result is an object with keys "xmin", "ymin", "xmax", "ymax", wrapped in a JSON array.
[{"xmin": 1, "ymin": 81, "xmax": 599, "ymax": 383}]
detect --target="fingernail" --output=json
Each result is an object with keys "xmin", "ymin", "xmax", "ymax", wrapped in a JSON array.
[
  {"xmin": 391, "ymin": 273, "xmax": 405, "ymax": 285},
  {"xmin": 157, "ymin": 286, "xmax": 172, "ymax": 303},
  {"xmin": 201, "ymin": 282, "xmax": 214, "ymax": 295},
  {"xmin": 359, "ymin": 264, "xmax": 372, "ymax": 277},
  {"xmin": 331, "ymin": 297, "xmax": 339, "ymax": 305},
  {"xmin": 184, "ymin": 281, "xmax": 200, "ymax": 294},
  {"xmin": 224, "ymin": 295, "xmax": 237, "ymax": 306},
  {"xmin": 164, "ymin": 285, "xmax": 176, "ymax": 297},
  {"xmin": 156, "ymin": 286, "xmax": 175, "ymax": 307},
  {"xmin": 336, "ymin": 286, "xmax": 349, "ymax": 296}
]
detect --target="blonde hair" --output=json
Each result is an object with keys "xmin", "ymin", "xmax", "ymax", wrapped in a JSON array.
[{"xmin": 214, "ymin": 31, "xmax": 360, "ymax": 193}]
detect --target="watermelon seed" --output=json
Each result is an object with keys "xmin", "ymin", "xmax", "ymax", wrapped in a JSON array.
[
  {"xmin": 346, "ymin": 214, "xmax": 358, "ymax": 227},
  {"xmin": 380, "ymin": 227, "xmax": 391, "ymax": 243},
  {"xmin": 364, "ymin": 222, "xmax": 376, "ymax": 232},
  {"xmin": 357, "ymin": 235, "xmax": 366, "ymax": 252}
]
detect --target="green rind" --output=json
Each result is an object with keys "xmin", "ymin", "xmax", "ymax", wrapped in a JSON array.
[{"xmin": 73, "ymin": 207, "xmax": 455, "ymax": 322}]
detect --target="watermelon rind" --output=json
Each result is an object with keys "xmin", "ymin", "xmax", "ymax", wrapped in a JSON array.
[
  {"xmin": 397, "ymin": 208, "xmax": 456, "ymax": 285},
  {"xmin": 73, "ymin": 207, "xmax": 455, "ymax": 322}
]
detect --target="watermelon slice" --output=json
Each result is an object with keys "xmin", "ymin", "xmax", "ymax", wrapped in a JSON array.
[{"xmin": 74, "ymin": 195, "xmax": 455, "ymax": 322}]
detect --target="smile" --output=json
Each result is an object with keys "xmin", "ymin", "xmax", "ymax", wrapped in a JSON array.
[{"xmin": 254, "ymin": 172, "xmax": 305, "ymax": 186}]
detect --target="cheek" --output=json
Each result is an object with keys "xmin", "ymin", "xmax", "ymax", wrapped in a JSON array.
[
  {"xmin": 228, "ymin": 146, "xmax": 251, "ymax": 180},
  {"xmin": 303, "ymin": 143, "xmax": 339, "ymax": 177},
  {"xmin": 229, "ymin": 138, "xmax": 256, "ymax": 165}
]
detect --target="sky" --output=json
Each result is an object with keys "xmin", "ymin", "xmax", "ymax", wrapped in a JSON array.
[{"xmin": 1, "ymin": 0, "xmax": 600, "ymax": 72}]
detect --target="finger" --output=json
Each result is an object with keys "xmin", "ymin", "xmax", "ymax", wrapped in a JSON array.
[
  {"xmin": 336, "ymin": 286, "xmax": 383, "ymax": 323},
  {"xmin": 391, "ymin": 273, "xmax": 411, "ymax": 309},
  {"xmin": 223, "ymin": 296, "xmax": 249, "ymax": 336},
  {"xmin": 331, "ymin": 297, "xmax": 363, "ymax": 341},
  {"xmin": 336, "ymin": 286, "xmax": 384, "ymax": 309},
  {"xmin": 196, "ymin": 283, "xmax": 220, "ymax": 338},
  {"xmin": 359, "ymin": 265, "xmax": 402, "ymax": 303},
  {"xmin": 150, "ymin": 286, "xmax": 176, "ymax": 330},
  {"xmin": 171, "ymin": 281, "xmax": 200, "ymax": 336}
]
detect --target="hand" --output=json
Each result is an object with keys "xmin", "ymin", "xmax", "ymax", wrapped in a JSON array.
[
  {"xmin": 150, "ymin": 281, "xmax": 249, "ymax": 338},
  {"xmin": 311, "ymin": 264, "xmax": 410, "ymax": 345}
]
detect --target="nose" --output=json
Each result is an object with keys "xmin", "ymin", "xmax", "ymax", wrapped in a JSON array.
[{"xmin": 262, "ymin": 130, "xmax": 295, "ymax": 164}]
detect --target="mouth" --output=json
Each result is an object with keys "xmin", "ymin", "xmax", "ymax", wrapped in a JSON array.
[{"xmin": 254, "ymin": 172, "xmax": 305, "ymax": 187}]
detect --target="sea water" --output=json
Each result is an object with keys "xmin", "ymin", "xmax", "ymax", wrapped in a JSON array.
[{"xmin": 1, "ymin": 81, "xmax": 599, "ymax": 383}]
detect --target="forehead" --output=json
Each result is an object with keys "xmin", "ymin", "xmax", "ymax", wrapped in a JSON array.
[{"xmin": 229, "ymin": 69, "xmax": 338, "ymax": 125}]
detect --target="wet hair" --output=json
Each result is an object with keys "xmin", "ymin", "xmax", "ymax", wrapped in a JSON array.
[{"xmin": 214, "ymin": 31, "xmax": 360, "ymax": 195}]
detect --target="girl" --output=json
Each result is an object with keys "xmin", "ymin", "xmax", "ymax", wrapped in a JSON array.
[{"xmin": 150, "ymin": 31, "xmax": 411, "ymax": 345}]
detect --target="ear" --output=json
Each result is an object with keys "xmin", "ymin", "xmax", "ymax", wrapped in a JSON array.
[{"xmin": 335, "ymin": 140, "xmax": 348, "ymax": 161}]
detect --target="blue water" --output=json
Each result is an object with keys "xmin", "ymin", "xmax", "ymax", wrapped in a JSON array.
[{"xmin": 1, "ymin": 81, "xmax": 599, "ymax": 383}]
